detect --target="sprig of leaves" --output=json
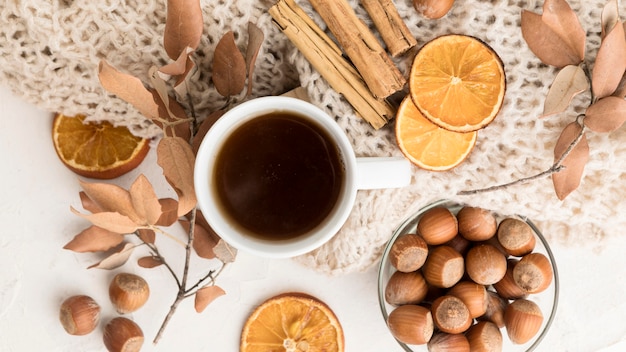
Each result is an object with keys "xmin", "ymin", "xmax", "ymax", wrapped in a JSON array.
[
  {"xmin": 460, "ymin": 0, "xmax": 626, "ymax": 200},
  {"xmin": 64, "ymin": 0, "xmax": 264, "ymax": 344}
]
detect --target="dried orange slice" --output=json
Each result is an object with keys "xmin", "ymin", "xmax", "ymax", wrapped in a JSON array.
[
  {"xmin": 240, "ymin": 292, "xmax": 345, "ymax": 352},
  {"xmin": 396, "ymin": 96, "xmax": 477, "ymax": 171},
  {"xmin": 409, "ymin": 34, "xmax": 506, "ymax": 132},
  {"xmin": 52, "ymin": 113, "xmax": 150, "ymax": 179}
]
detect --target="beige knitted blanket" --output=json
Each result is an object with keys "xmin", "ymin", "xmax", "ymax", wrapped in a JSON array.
[{"xmin": 1, "ymin": 0, "xmax": 623, "ymax": 274}]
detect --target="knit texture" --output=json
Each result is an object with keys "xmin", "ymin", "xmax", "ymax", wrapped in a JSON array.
[{"xmin": 1, "ymin": 0, "xmax": 623, "ymax": 274}]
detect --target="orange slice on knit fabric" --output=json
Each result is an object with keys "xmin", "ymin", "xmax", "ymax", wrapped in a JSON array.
[
  {"xmin": 240, "ymin": 292, "xmax": 345, "ymax": 352},
  {"xmin": 396, "ymin": 95, "xmax": 477, "ymax": 171},
  {"xmin": 52, "ymin": 113, "xmax": 150, "ymax": 179},
  {"xmin": 409, "ymin": 34, "xmax": 506, "ymax": 132}
]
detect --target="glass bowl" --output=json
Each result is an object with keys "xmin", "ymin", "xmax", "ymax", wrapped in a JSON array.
[{"xmin": 377, "ymin": 199, "xmax": 559, "ymax": 351}]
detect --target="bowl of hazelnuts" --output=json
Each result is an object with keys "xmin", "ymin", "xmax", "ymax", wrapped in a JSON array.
[{"xmin": 377, "ymin": 199, "xmax": 558, "ymax": 351}]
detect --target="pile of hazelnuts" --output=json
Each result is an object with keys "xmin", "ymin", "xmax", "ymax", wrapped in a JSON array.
[{"xmin": 384, "ymin": 205, "xmax": 554, "ymax": 351}]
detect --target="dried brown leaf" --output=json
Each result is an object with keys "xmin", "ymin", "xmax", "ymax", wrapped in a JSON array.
[
  {"xmin": 88, "ymin": 242, "xmax": 135, "ymax": 270},
  {"xmin": 543, "ymin": 64, "xmax": 588, "ymax": 117},
  {"xmin": 151, "ymin": 89, "xmax": 191, "ymax": 140},
  {"xmin": 592, "ymin": 22, "xmax": 626, "ymax": 99},
  {"xmin": 138, "ymin": 256, "xmax": 164, "ymax": 268},
  {"xmin": 159, "ymin": 47, "xmax": 194, "ymax": 77},
  {"xmin": 79, "ymin": 191, "xmax": 103, "ymax": 213},
  {"xmin": 194, "ymin": 285, "xmax": 226, "ymax": 313},
  {"xmin": 71, "ymin": 206, "xmax": 139, "ymax": 234},
  {"xmin": 584, "ymin": 96, "xmax": 626, "ymax": 133},
  {"xmin": 192, "ymin": 110, "xmax": 225, "ymax": 155},
  {"xmin": 521, "ymin": 0, "xmax": 586, "ymax": 68},
  {"xmin": 181, "ymin": 220, "xmax": 219, "ymax": 259},
  {"xmin": 212, "ymin": 239, "xmax": 237, "ymax": 263},
  {"xmin": 79, "ymin": 179, "xmax": 142, "ymax": 223},
  {"xmin": 156, "ymin": 198, "xmax": 179, "ymax": 227},
  {"xmin": 245, "ymin": 22, "xmax": 264, "ymax": 97},
  {"xmin": 164, "ymin": 0, "xmax": 203, "ymax": 60},
  {"xmin": 552, "ymin": 122, "xmax": 589, "ymax": 200},
  {"xmin": 212, "ymin": 31, "xmax": 246, "ymax": 97},
  {"xmin": 137, "ymin": 228, "xmax": 156, "ymax": 244},
  {"xmin": 601, "ymin": 0, "xmax": 620, "ymax": 38},
  {"xmin": 98, "ymin": 61, "xmax": 160, "ymax": 119},
  {"xmin": 63, "ymin": 226, "xmax": 125, "ymax": 253},
  {"xmin": 613, "ymin": 72, "xmax": 626, "ymax": 98},
  {"xmin": 130, "ymin": 174, "xmax": 162, "ymax": 225},
  {"xmin": 157, "ymin": 137, "xmax": 197, "ymax": 216}
]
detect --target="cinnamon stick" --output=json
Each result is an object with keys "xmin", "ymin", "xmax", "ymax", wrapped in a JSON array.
[
  {"xmin": 308, "ymin": 0, "xmax": 406, "ymax": 99},
  {"xmin": 361, "ymin": 0, "xmax": 417, "ymax": 57},
  {"xmin": 269, "ymin": 0, "xmax": 394, "ymax": 129}
]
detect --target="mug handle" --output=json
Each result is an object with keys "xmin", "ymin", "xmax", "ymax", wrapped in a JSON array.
[{"xmin": 355, "ymin": 157, "xmax": 412, "ymax": 190}]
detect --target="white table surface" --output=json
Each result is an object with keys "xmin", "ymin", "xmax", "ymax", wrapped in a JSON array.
[{"xmin": 2, "ymin": 84, "xmax": 626, "ymax": 352}]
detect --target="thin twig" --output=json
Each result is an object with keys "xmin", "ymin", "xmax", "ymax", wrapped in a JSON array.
[{"xmin": 135, "ymin": 234, "xmax": 182, "ymax": 289}]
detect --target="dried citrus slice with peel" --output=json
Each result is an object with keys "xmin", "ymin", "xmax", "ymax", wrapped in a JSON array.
[
  {"xmin": 396, "ymin": 96, "xmax": 477, "ymax": 171},
  {"xmin": 409, "ymin": 34, "xmax": 506, "ymax": 132},
  {"xmin": 52, "ymin": 113, "xmax": 150, "ymax": 179},
  {"xmin": 240, "ymin": 292, "xmax": 345, "ymax": 352}
]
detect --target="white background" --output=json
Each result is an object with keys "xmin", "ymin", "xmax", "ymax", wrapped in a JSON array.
[{"xmin": 2, "ymin": 84, "xmax": 626, "ymax": 351}]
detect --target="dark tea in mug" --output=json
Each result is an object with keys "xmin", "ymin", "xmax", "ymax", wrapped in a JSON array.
[{"xmin": 212, "ymin": 111, "xmax": 345, "ymax": 241}]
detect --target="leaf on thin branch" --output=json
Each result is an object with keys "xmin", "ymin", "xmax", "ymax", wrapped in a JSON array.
[
  {"xmin": 592, "ymin": 22, "xmax": 626, "ymax": 100},
  {"xmin": 552, "ymin": 122, "xmax": 589, "ymax": 200},
  {"xmin": 180, "ymin": 220, "xmax": 219, "ymax": 259},
  {"xmin": 137, "ymin": 228, "xmax": 156, "ymax": 244},
  {"xmin": 79, "ymin": 180, "xmax": 142, "ymax": 223},
  {"xmin": 212, "ymin": 31, "xmax": 247, "ymax": 97},
  {"xmin": 245, "ymin": 22, "xmax": 264, "ymax": 97},
  {"xmin": 98, "ymin": 61, "xmax": 160, "ymax": 119},
  {"xmin": 194, "ymin": 285, "xmax": 226, "ymax": 313},
  {"xmin": 542, "ymin": 64, "xmax": 588, "ymax": 117},
  {"xmin": 584, "ymin": 96, "xmax": 626, "ymax": 133},
  {"xmin": 192, "ymin": 110, "xmax": 225, "ymax": 155},
  {"xmin": 79, "ymin": 191, "xmax": 103, "ymax": 213},
  {"xmin": 63, "ymin": 226, "xmax": 125, "ymax": 253},
  {"xmin": 521, "ymin": 0, "xmax": 585, "ymax": 67},
  {"xmin": 88, "ymin": 242, "xmax": 135, "ymax": 270},
  {"xmin": 160, "ymin": 47, "xmax": 197, "ymax": 97},
  {"xmin": 164, "ymin": 0, "xmax": 203, "ymax": 60},
  {"xmin": 151, "ymin": 89, "xmax": 191, "ymax": 140},
  {"xmin": 601, "ymin": 0, "xmax": 620, "ymax": 38},
  {"xmin": 156, "ymin": 198, "xmax": 179, "ymax": 227},
  {"xmin": 157, "ymin": 137, "xmax": 197, "ymax": 216},
  {"xmin": 130, "ymin": 174, "xmax": 162, "ymax": 225},
  {"xmin": 138, "ymin": 256, "xmax": 164, "ymax": 268},
  {"xmin": 213, "ymin": 239, "xmax": 237, "ymax": 263},
  {"xmin": 71, "ymin": 206, "xmax": 139, "ymax": 234}
]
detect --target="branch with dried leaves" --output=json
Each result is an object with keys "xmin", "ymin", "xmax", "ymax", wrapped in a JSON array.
[{"xmin": 459, "ymin": 0, "xmax": 626, "ymax": 200}]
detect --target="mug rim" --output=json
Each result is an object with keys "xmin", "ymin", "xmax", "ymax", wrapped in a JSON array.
[{"xmin": 194, "ymin": 96, "xmax": 358, "ymax": 258}]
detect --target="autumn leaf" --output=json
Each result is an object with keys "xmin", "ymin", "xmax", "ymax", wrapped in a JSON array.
[
  {"xmin": 138, "ymin": 256, "xmax": 164, "ymax": 268},
  {"xmin": 245, "ymin": 22, "xmax": 264, "ymax": 97},
  {"xmin": 521, "ymin": 0, "xmax": 586, "ymax": 68},
  {"xmin": 213, "ymin": 239, "xmax": 237, "ymax": 263},
  {"xmin": 88, "ymin": 242, "xmax": 135, "ymax": 270},
  {"xmin": 212, "ymin": 31, "xmax": 247, "ymax": 97},
  {"xmin": 164, "ymin": 0, "xmax": 203, "ymax": 60},
  {"xmin": 71, "ymin": 206, "xmax": 139, "ymax": 234},
  {"xmin": 592, "ymin": 22, "xmax": 626, "ymax": 100},
  {"xmin": 194, "ymin": 285, "xmax": 226, "ymax": 313},
  {"xmin": 151, "ymin": 89, "xmax": 191, "ymax": 140},
  {"xmin": 156, "ymin": 198, "xmax": 179, "ymax": 227},
  {"xmin": 601, "ymin": 0, "xmax": 620, "ymax": 38},
  {"xmin": 180, "ymin": 220, "xmax": 219, "ymax": 259},
  {"xmin": 98, "ymin": 61, "xmax": 160, "ymax": 119},
  {"xmin": 137, "ymin": 228, "xmax": 156, "ymax": 244},
  {"xmin": 159, "ymin": 47, "xmax": 196, "ymax": 97},
  {"xmin": 79, "ymin": 191, "xmax": 103, "ymax": 214},
  {"xmin": 542, "ymin": 64, "xmax": 588, "ymax": 117},
  {"xmin": 157, "ymin": 137, "xmax": 197, "ymax": 216},
  {"xmin": 584, "ymin": 96, "xmax": 626, "ymax": 133},
  {"xmin": 192, "ymin": 110, "xmax": 225, "ymax": 155},
  {"xmin": 78, "ymin": 179, "xmax": 142, "ymax": 224},
  {"xmin": 552, "ymin": 122, "xmax": 589, "ymax": 200},
  {"xmin": 64, "ymin": 226, "xmax": 125, "ymax": 253},
  {"xmin": 130, "ymin": 174, "xmax": 162, "ymax": 225}
]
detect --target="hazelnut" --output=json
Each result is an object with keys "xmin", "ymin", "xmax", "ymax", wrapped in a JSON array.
[
  {"xmin": 427, "ymin": 332, "xmax": 470, "ymax": 352},
  {"xmin": 457, "ymin": 206, "xmax": 497, "ymax": 241},
  {"xmin": 465, "ymin": 244, "xmax": 507, "ymax": 285},
  {"xmin": 431, "ymin": 295, "xmax": 472, "ymax": 334},
  {"xmin": 385, "ymin": 271, "xmax": 428, "ymax": 306},
  {"xmin": 465, "ymin": 321, "xmax": 503, "ymax": 352},
  {"xmin": 413, "ymin": 0, "xmax": 455, "ymax": 19},
  {"xmin": 422, "ymin": 246, "xmax": 464, "ymax": 288},
  {"xmin": 103, "ymin": 317, "xmax": 144, "ymax": 352},
  {"xmin": 59, "ymin": 295, "xmax": 101, "ymax": 335},
  {"xmin": 109, "ymin": 273, "xmax": 150, "ymax": 314},
  {"xmin": 513, "ymin": 253, "xmax": 553, "ymax": 294},
  {"xmin": 496, "ymin": 218, "xmax": 536, "ymax": 256},
  {"xmin": 448, "ymin": 281, "xmax": 488, "ymax": 318},
  {"xmin": 444, "ymin": 234, "xmax": 472, "ymax": 255},
  {"xmin": 387, "ymin": 305, "xmax": 434, "ymax": 345},
  {"xmin": 389, "ymin": 233, "xmax": 429, "ymax": 272},
  {"xmin": 504, "ymin": 299, "xmax": 543, "ymax": 344},
  {"xmin": 478, "ymin": 291, "xmax": 508, "ymax": 329},
  {"xmin": 493, "ymin": 259, "xmax": 528, "ymax": 299},
  {"xmin": 417, "ymin": 207, "xmax": 458, "ymax": 245}
]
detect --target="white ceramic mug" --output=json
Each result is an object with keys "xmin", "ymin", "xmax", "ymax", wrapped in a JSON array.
[{"xmin": 194, "ymin": 96, "xmax": 411, "ymax": 258}]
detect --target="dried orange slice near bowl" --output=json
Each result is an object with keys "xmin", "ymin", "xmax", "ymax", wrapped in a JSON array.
[
  {"xmin": 240, "ymin": 292, "xmax": 345, "ymax": 352},
  {"xmin": 409, "ymin": 34, "xmax": 506, "ymax": 133},
  {"xmin": 52, "ymin": 113, "xmax": 150, "ymax": 179},
  {"xmin": 396, "ymin": 96, "xmax": 477, "ymax": 171}
]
